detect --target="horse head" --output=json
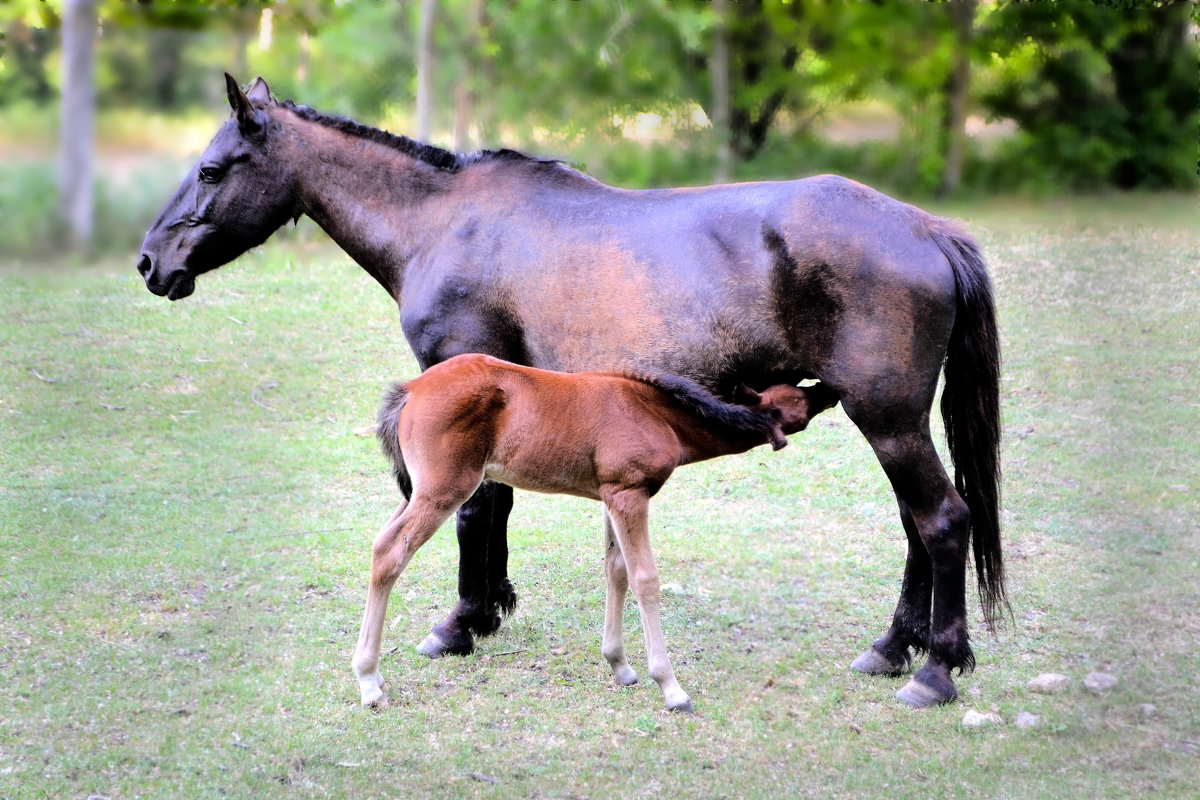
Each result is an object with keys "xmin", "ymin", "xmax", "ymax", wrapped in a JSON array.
[
  {"xmin": 137, "ymin": 74, "xmax": 301, "ymax": 300},
  {"xmin": 735, "ymin": 381, "xmax": 841, "ymax": 448}
]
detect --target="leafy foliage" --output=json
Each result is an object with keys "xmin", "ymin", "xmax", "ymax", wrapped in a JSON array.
[
  {"xmin": 978, "ymin": 0, "xmax": 1198, "ymax": 190},
  {"xmin": 1, "ymin": 0, "xmax": 1195, "ymax": 206}
]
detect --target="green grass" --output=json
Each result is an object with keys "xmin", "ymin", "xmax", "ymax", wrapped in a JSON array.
[{"xmin": 1, "ymin": 197, "xmax": 1198, "ymax": 799}]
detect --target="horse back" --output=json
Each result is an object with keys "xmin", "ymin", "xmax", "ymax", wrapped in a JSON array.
[
  {"xmin": 408, "ymin": 355, "xmax": 683, "ymax": 499},
  {"xmin": 407, "ymin": 172, "xmax": 964, "ymax": 409}
]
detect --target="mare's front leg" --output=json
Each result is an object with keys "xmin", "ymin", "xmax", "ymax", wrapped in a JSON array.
[
  {"xmin": 351, "ymin": 496, "xmax": 455, "ymax": 706},
  {"xmin": 601, "ymin": 508, "xmax": 638, "ymax": 687},
  {"xmin": 418, "ymin": 482, "xmax": 517, "ymax": 658},
  {"xmin": 603, "ymin": 487, "xmax": 692, "ymax": 713}
]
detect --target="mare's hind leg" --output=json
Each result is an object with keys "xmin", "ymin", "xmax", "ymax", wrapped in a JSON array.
[
  {"xmin": 854, "ymin": 420, "xmax": 974, "ymax": 707},
  {"xmin": 851, "ymin": 500, "xmax": 929, "ymax": 677},
  {"xmin": 600, "ymin": 508, "xmax": 638, "ymax": 687},
  {"xmin": 352, "ymin": 492, "xmax": 466, "ymax": 707},
  {"xmin": 418, "ymin": 482, "xmax": 517, "ymax": 658}
]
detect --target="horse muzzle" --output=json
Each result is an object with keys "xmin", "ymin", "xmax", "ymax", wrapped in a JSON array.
[{"xmin": 137, "ymin": 253, "xmax": 196, "ymax": 301}]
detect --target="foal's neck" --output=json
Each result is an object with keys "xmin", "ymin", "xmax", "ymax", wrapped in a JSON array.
[{"xmin": 673, "ymin": 417, "xmax": 771, "ymax": 466}]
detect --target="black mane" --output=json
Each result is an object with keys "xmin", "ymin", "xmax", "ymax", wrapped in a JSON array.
[
  {"xmin": 628, "ymin": 372, "xmax": 781, "ymax": 439},
  {"xmin": 278, "ymin": 100, "xmax": 561, "ymax": 174}
]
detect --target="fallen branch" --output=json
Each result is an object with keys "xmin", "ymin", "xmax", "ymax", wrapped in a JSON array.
[
  {"xmin": 467, "ymin": 772, "xmax": 500, "ymax": 785},
  {"xmin": 251, "ymin": 381, "xmax": 279, "ymax": 411}
]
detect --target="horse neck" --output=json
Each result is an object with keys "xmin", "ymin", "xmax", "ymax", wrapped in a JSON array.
[
  {"xmin": 669, "ymin": 410, "xmax": 768, "ymax": 466},
  {"xmin": 275, "ymin": 111, "xmax": 458, "ymax": 297}
]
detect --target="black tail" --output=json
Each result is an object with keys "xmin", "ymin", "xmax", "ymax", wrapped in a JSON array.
[
  {"xmin": 377, "ymin": 382, "xmax": 413, "ymax": 499},
  {"xmin": 930, "ymin": 221, "xmax": 1007, "ymax": 629}
]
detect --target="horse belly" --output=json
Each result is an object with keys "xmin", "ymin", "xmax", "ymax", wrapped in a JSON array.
[
  {"xmin": 484, "ymin": 452, "xmax": 601, "ymax": 501},
  {"xmin": 503, "ymin": 227, "xmax": 800, "ymax": 390}
]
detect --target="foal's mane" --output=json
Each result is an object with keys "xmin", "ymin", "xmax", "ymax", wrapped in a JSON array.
[
  {"xmin": 277, "ymin": 100, "xmax": 562, "ymax": 174},
  {"xmin": 627, "ymin": 372, "xmax": 781, "ymax": 439}
]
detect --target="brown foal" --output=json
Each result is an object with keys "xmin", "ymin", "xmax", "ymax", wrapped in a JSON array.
[{"xmin": 352, "ymin": 353, "xmax": 839, "ymax": 711}]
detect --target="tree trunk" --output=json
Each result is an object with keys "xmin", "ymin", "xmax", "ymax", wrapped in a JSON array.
[
  {"xmin": 938, "ymin": 0, "xmax": 976, "ymax": 198},
  {"xmin": 416, "ymin": 0, "xmax": 437, "ymax": 142},
  {"xmin": 711, "ymin": 0, "xmax": 732, "ymax": 183},
  {"xmin": 59, "ymin": 0, "xmax": 96, "ymax": 253},
  {"xmin": 452, "ymin": 0, "xmax": 486, "ymax": 152}
]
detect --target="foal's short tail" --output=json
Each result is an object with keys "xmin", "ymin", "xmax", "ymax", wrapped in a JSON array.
[
  {"xmin": 377, "ymin": 382, "xmax": 413, "ymax": 499},
  {"xmin": 930, "ymin": 221, "xmax": 1007, "ymax": 629}
]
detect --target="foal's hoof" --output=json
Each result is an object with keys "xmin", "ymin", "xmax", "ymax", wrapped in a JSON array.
[
  {"xmin": 668, "ymin": 698, "xmax": 695, "ymax": 714},
  {"xmin": 358, "ymin": 680, "xmax": 388, "ymax": 709},
  {"xmin": 612, "ymin": 665, "xmax": 639, "ymax": 687},
  {"xmin": 895, "ymin": 677, "xmax": 956, "ymax": 708},
  {"xmin": 851, "ymin": 646, "xmax": 910, "ymax": 677}
]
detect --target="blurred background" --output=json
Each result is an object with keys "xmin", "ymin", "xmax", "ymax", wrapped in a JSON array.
[{"xmin": 0, "ymin": 0, "xmax": 1196, "ymax": 259}]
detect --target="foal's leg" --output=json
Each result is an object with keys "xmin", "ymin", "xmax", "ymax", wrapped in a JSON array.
[
  {"xmin": 418, "ymin": 482, "xmax": 516, "ymax": 658},
  {"xmin": 603, "ymin": 487, "xmax": 692, "ymax": 713},
  {"xmin": 600, "ymin": 508, "xmax": 638, "ymax": 687},
  {"xmin": 351, "ymin": 495, "xmax": 461, "ymax": 706}
]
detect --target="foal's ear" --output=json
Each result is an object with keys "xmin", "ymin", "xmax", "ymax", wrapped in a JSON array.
[
  {"xmin": 224, "ymin": 73, "xmax": 266, "ymax": 134},
  {"xmin": 732, "ymin": 383, "xmax": 762, "ymax": 406}
]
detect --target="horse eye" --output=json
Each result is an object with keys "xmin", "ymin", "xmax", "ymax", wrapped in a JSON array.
[{"xmin": 198, "ymin": 165, "xmax": 224, "ymax": 184}]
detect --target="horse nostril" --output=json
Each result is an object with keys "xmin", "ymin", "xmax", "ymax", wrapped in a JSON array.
[{"xmin": 137, "ymin": 254, "xmax": 153, "ymax": 278}]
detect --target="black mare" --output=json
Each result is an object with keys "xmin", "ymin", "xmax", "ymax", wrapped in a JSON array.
[{"xmin": 138, "ymin": 75, "xmax": 1004, "ymax": 706}]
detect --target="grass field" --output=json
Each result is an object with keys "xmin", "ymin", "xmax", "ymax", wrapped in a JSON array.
[{"xmin": 1, "ymin": 196, "xmax": 1197, "ymax": 799}]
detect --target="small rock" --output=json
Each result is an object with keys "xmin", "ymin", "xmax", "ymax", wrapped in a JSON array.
[
  {"xmin": 1014, "ymin": 711, "xmax": 1039, "ymax": 728},
  {"xmin": 1083, "ymin": 672, "xmax": 1118, "ymax": 694},
  {"xmin": 1028, "ymin": 673, "xmax": 1070, "ymax": 693},
  {"xmin": 962, "ymin": 709, "xmax": 1004, "ymax": 727},
  {"xmin": 1139, "ymin": 703, "xmax": 1157, "ymax": 718}
]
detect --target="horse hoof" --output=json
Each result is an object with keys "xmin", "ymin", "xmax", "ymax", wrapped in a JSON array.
[
  {"xmin": 416, "ymin": 632, "xmax": 449, "ymax": 659},
  {"xmin": 359, "ymin": 683, "xmax": 387, "ymax": 708},
  {"xmin": 851, "ymin": 647, "xmax": 909, "ymax": 676},
  {"xmin": 895, "ymin": 678, "xmax": 954, "ymax": 708},
  {"xmin": 668, "ymin": 698, "xmax": 695, "ymax": 714}
]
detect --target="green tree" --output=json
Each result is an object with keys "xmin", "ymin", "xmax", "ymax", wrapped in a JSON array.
[
  {"xmin": 60, "ymin": 0, "xmax": 95, "ymax": 251},
  {"xmin": 0, "ymin": 2, "xmax": 61, "ymax": 104},
  {"xmin": 979, "ymin": 0, "xmax": 1198, "ymax": 190}
]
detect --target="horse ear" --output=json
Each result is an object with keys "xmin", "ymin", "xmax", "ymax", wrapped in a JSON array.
[
  {"xmin": 225, "ymin": 73, "xmax": 249, "ymax": 114},
  {"xmin": 246, "ymin": 76, "xmax": 273, "ymax": 104},
  {"xmin": 225, "ymin": 73, "xmax": 264, "ymax": 135},
  {"xmin": 732, "ymin": 383, "xmax": 761, "ymax": 406}
]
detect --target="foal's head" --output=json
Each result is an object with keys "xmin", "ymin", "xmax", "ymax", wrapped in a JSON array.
[
  {"xmin": 735, "ymin": 382, "xmax": 840, "ymax": 447},
  {"xmin": 137, "ymin": 74, "xmax": 301, "ymax": 300}
]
